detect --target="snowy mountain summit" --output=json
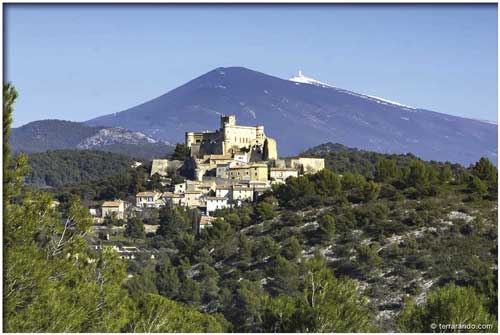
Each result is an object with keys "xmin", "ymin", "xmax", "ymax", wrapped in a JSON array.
[
  {"xmin": 288, "ymin": 70, "xmax": 415, "ymax": 110},
  {"xmin": 289, "ymin": 70, "xmax": 333, "ymax": 88}
]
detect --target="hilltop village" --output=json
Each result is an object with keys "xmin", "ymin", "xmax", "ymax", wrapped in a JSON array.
[{"xmin": 92, "ymin": 115, "xmax": 324, "ymax": 255}]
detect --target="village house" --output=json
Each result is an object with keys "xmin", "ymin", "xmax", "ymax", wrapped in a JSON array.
[
  {"xmin": 270, "ymin": 167, "xmax": 299, "ymax": 184},
  {"xmin": 232, "ymin": 185, "xmax": 254, "ymax": 203},
  {"xmin": 162, "ymin": 192, "xmax": 185, "ymax": 207},
  {"xmin": 184, "ymin": 190, "xmax": 204, "ymax": 207},
  {"xmin": 228, "ymin": 163, "xmax": 268, "ymax": 182},
  {"xmin": 275, "ymin": 157, "xmax": 325, "ymax": 174},
  {"xmin": 174, "ymin": 182, "xmax": 186, "ymax": 194},
  {"xmin": 206, "ymin": 196, "xmax": 230, "ymax": 214},
  {"xmin": 101, "ymin": 200, "xmax": 127, "ymax": 220},
  {"xmin": 136, "ymin": 191, "xmax": 163, "ymax": 208},
  {"xmin": 215, "ymin": 185, "xmax": 232, "ymax": 198},
  {"xmin": 199, "ymin": 215, "xmax": 217, "ymax": 230}
]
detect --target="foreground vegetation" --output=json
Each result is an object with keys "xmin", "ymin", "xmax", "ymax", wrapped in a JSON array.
[
  {"xmin": 3, "ymin": 84, "xmax": 226, "ymax": 332},
  {"xmin": 4, "ymin": 84, "xmax": 498, "ymax": 332}
]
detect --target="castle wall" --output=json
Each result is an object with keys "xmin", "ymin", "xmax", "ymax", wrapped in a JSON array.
[
  {"xmin": 151, "ymin": 159, "xmax": 184, "ymax": 177},
  {"xmin": 223, "ymin": 125, "xmax": 259, "ymax": 154},
  {"xmin": 263, "ymin": 138, "xmax": 278, "ymax": 161},
  {"xmin": 185, "ymin": 115, "xmax": 278, "ymax": 163},
  {"xmin": 288, "ymin": 157, "xmax": 325, "ymax": 174}
]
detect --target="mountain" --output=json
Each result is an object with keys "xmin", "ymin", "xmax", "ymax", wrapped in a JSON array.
[
  {"xmin": 84, "ymin": 66, "xmax": 497, "ymax": 166},
  {"xmin": 11, "ymin": 120, "xmax": 174, "ymax": 160}
]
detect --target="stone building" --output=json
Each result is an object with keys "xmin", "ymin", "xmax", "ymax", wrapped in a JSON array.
[
  {"xmin": 227, "ymin": 163, "xmax": 269, "ymax": 182},
  {"xmin": 101, "ymin": 200, "xmax": 127, "ymax": 220},
  {"xmin": 150, "ymin": 159, "xmax": 184, "ymax": 177},
  {"xmin": 136, "ymin": 191, "xmax": 163, "ymax": 208},
  {"xmin": 185, "ymin": 115, "xmax": 277, "ymax": 161},
  {"xmin": 288, "ymin": 157, "xmax": 325, "ymax": 174},
  {"xmin": 270, "ymin": 167, "xmax": 299, "ymax": 184},
  {"xmin": 275, "ymin": 157, "xmax": 325, "ymax": 175}
]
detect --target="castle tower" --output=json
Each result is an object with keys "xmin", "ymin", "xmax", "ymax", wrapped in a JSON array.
[
  {"xmin": 186, "ymin": 132, "xmax": 195, "ymax": 147},
  {"xmin": 220, "ymin": 115, "xmax": 236, "ymax": 129}
]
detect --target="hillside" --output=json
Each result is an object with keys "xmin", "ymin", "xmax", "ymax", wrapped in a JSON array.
[
  {"xmin": 12, "ymin": 120, "xmax": 103, "ymax": 153},
  {"xmin": 26, "ymin": 150, "xmax": 135, "ymax": 188},
  {"xmin": 52, "ymin": 143, "xmax": 498, "ymax": 332},
  {"xmin": 85, "ymin": 66, "xmax": 497, "ymax": 166},
  {"xmin": 12, "ymin": 119, "xmax": 174, "ymax": 159},
  {"xmin": 300, "ymin": 142, "xmax": 467, "ymax": 177}
]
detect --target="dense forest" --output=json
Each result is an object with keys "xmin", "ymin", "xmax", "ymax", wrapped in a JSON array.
[
  {"xmin": 5, "ymin": 84, "xmax": 498, "ymax": 332},
  {"xmin": 25, "ymin": 150, "xmax": 135, "ymax": 188}
]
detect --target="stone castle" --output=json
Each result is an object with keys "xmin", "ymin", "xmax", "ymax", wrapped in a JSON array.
[
  {"xmin": 186, "ymin": 115, "xmax": 277, "ymax": 161},
  {"xmin": 150, "ymin": 114, "xmax": 324, "ymax": 184}
]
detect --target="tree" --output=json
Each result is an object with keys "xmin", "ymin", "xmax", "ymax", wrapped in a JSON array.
[
  {"xmin": 201, "ymin": 219, "xmax": 236, "ymax": 260},
  {"xmin": 197, "ymin": 263, "xmax": 220, "ymax": 303},
  {"xmin": 261, "ymin": 294, "xmax": 297, "ymax": 332},
  {"xmin": 471, "ymin": 157, "xmax": 498, "ymax": 199},
  {"xmin": 261, "ymin": 253, "xmax": 374, "ymax": 332},
  {"xmin": 281, "ymin": 236, "xmax": 302, "ymax": 261},
  {"xmin": 439, "ymin": 165, "xmax": 453, "ymax": 183},
  {"xmin": 229, "ymin": 280, "xmax": 265, "ymax": 332},
  {"xmin": 254, "ymin": 201, "xmax": 275, "ymax": 221},
  {"xmin": 253, "ymin": 236, "xmax": 280, "ymax": 262},
  {"xmin": 405, "ymin": 160, "xmax": 431, "ymax": 190},
  {"xmin": 2, "ymin": 84, "xmax": 235, "ymax": 333},
  {"xmin": 238, "ymin": 233, "xmax": 252, "ymax": 263},
  {"xmin": 293, "ymin": 254, "xmax": 375, "ymax": 332},
  {"xmin": 374, "ymin": 158, "xmax": 400, "ymax": 182},
  {"xmin": 157, "ymin": 205, "xmax": 187, "ymax": 237},
  {"xmin": 397, "ymin": 284, "xmax": 497, "ymax": 332},
  {"xmin": 125, "ymin": 217, "xmax": 146, "ymax": 239},
  {"xmin": 468, "ymin": 176, "xmax": 488, "ymax": 197},
  {"xmin": 318, "ymin": 213, "xmax": 336, "ymax": 241},
  {"xmin": 170, "ymin": 143, "xmax": 190, "ymax": 161},
  {"xmin": 155, "ymin": 257, "xmax": 181, "ymax": 299},
  {"xmin": 267, "ymin": 255, "xmax": 300, "ymax": 296},
  {"xmin": 472, "ymin": 157, "xmax": 497, "ymax": 182},
  {"xmin": 129, "ymin": 294, "xmax": 226, "ymax": 332},
  {"xmin": 310, "ymin": 169, "xmax": 342, "ymax": 197}
]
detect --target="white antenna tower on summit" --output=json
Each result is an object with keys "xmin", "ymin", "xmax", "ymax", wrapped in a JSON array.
[{"xmin": 298, "ymin": 70, "xmax": 303, "ymax": 76}]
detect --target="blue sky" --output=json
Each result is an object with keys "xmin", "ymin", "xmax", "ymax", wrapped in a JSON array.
[{"xmin": 5, "ymin": 4, "xmax": 498, "ymax": 127}]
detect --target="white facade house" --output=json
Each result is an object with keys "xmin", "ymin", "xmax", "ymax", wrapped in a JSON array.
[
  {"xmin": 231, "ymin": 186, "xmax": 254, "ymax": 203},
  {"xmin": 174, "ymin": 183, "xmax": 186, "ymax": 194},
  {"xmin": 136, "ymin": 191, "xmax": 162, "ymax": 208},
  {"xmin": 206, "ymin": 196, "xmax": 229, "ymax": 214},
  {"xmin": 162, "ymin": 192, "xmax": 185, "ymax": 207},
  {"xmin": 216, "ymin": 186, "xmax": 231, "ymax": 198},
  {"xmin": 270, "ymin": 167, "xmax": 299, "ymax": 184}
]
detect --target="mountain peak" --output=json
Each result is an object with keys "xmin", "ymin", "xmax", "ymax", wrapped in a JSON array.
[
  {"xmin": 289, "ymin": 70, "xmax": 333, "ymax": 88},
  {"xmin": 84, "ymin": 67, "xmax": 497, "ymax": 166}
]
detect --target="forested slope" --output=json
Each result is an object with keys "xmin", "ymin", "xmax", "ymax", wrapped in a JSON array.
[
  {"xmin": 26, "ymin": 150, "xmax": 135, "ymax": 188},
  {"xmin": 53, "ymin": 141, "xmax": 498, "ymax": 332}
]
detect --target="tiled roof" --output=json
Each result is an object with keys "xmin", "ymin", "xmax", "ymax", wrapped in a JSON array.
[
  {"xmin": 102, "ymin": 200, "xmax": 123, "ymax": 207},
  {"xmin": 136, "ymin": 191, "xmax": 160, "ymax": 197}
]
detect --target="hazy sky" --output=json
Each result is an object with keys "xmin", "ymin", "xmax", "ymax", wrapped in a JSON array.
[{"xmin": 5, "ymin": 4, "xmax": 498, "ymax": 127}]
